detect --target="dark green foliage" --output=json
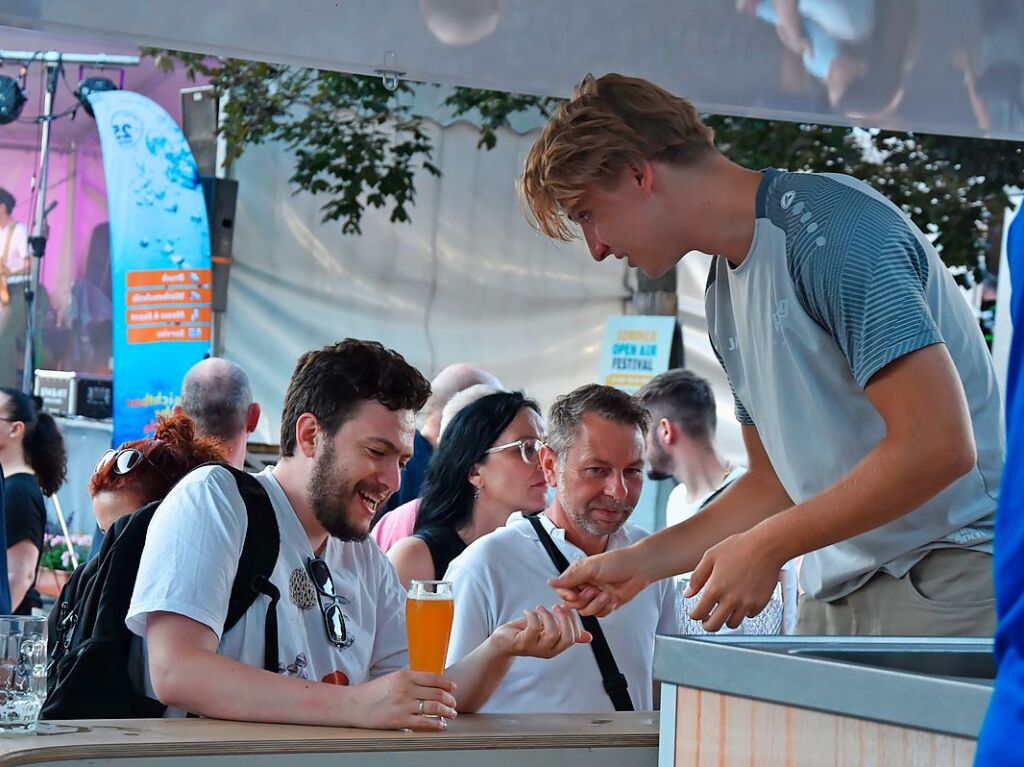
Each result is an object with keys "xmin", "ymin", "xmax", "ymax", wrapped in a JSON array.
[
  {"xmin": 708, "ymin": 116, "xmax": 1024, "ymax": 279},
  {"xmin": 146, "ymin": 48, "xmax": 1023, "ymax": 275}
]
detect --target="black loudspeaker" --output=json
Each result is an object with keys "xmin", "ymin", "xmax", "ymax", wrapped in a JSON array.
[
  {"xmin": 200, "ymin": 177, "xmax": 238, "ymax": 313},
  {"xmin": 76, "ymin": 375, "xmax": 113, "ymax": 420},
  {"xmin": 33, "ymin": 370, "xmax": 112, "ymax": 420},
  {"xmin": 181, "ymin": 86, "xmax": 219, "ymax": 177},
  {"xmin": 182, "ymin": 85, "xmax": 239, "ymax": 314}
]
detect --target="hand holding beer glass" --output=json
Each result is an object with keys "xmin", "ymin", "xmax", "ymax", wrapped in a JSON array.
[{"xmin": 406, "ymin": 580, "xmax": 454, "ymax": 720}]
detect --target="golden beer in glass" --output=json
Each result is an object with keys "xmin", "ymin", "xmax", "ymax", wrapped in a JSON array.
[{"xmin": 406, "ymin": 580, "xmax": 454, "ymax": 675}]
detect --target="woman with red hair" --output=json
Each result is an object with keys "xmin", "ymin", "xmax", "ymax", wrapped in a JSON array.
[{"xmin": 90, "ymin": 413, "xmax": 227, "ymax": 532}]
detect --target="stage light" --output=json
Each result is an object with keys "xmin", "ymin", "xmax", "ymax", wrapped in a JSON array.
[
  {"xmin": 77, "ymin": 75, "xmax": 118, "ymax": 118},
  {"xmin": 0, "ymin": 74, "xmax": 26, "ymax": 125}
]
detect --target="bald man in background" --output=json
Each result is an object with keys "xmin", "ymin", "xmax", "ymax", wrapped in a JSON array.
[
  {"xmin": 175, "ymin": 357, "xmax": 261, "ymax": 469},
  {"xmin": 89, "ymin": 357, "xmax": 260, "ymax": 560},
  {"xmin": 372, "ymin": 363, "xmax": 502, "ymax": 524}
]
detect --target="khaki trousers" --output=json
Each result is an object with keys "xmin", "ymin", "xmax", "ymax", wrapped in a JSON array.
[{"xmin": 796, "ymin": 548, "xmax": 996, "ymax": 636}]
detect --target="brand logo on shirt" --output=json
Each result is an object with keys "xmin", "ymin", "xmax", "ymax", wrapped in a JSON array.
[
  {"xmin": 780, "ymin": 190, "xmax": 796, "ymax": 210},
  {"xmin": 727, "ymin": 336, "xmax": 739, "ymax": 351},
  {"xmin": 772, "ymin": 299, "xmax": 790, "ymax": 334}
]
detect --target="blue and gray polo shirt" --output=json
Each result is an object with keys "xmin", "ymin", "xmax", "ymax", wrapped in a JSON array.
[{"xmin": 706, "ymin": 169, "xmax": 1003, "ymax": 601}]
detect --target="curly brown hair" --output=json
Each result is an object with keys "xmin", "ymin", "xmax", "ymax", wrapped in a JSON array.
[
  {"xmin": 89, "ymin": 412, "xmax": 228, "ymax": 505},
  {"xmin": 279, "ymin": 339, "xmax": 431, "ymax": 457}
]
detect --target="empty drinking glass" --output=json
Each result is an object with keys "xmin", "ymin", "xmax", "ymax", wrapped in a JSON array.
[{"xmin": 0, "ymin": 616, "xmax": 47, "ymax": 732}]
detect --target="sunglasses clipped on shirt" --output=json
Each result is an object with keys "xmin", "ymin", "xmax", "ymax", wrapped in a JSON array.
[
  {"xmin": 485, "ymin": 438, "xmax": 544, "ymax": 465},
  {"xmin": 306, "ymin": 556, "xmax": 353, "ymax": 649}
]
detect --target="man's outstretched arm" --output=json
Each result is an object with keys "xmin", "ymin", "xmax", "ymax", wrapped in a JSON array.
[
  {"xmin": 552, "ymin": 344, "xmax": 977, "ymax": 625},
  {"xmin": 550, "ymin": 421, "xmax": 793, "ymax": 615},
  {"xmin": 685, "ymin": 343, "xmax": 976, "ymax": 630}
]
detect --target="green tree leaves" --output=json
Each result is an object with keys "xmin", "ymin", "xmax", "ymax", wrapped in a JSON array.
[{"xmin": 146, "ymin": 48, "xmax": 1022, "ymax": 280}]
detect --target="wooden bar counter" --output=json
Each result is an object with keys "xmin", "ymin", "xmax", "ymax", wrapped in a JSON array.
[
  {"xmin": 0, "ymin": 713, "xmax": 659, "ymax": 767},
  {"xmin": 654, "ymin": 636, "xmax": 993, "ymax": 767}
]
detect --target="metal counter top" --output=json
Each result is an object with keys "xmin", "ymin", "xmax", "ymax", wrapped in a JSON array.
[{"xmin": 653, "ymin": 635, "xmax": 994, "ymax": 739}]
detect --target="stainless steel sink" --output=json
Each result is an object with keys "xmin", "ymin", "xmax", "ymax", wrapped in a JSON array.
[{"xmin": 785, "ymin": 645, "xmax": 996, "ymax": 681}]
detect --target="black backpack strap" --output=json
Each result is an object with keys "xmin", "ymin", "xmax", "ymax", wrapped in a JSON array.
[
  {"xmin": 217, "ymin": 465, "xmax": 281, "ymax": 674},
  {"xmin": 526, "ymin": 514, "xmax": 634, "ymax": 712}
]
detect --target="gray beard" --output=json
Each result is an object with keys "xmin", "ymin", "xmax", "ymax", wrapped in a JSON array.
[{"xmin": 555, "ymin": 471, "xmax": 632, "ymax": 537}]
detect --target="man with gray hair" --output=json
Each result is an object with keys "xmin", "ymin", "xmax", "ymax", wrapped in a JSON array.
[
  {"xmin": 374, "ymin": 363, "xmax": 502, "ymax": 521},
  {"xmin": 444, "ymin": 384, "xmax": 677, "ymax": 712},
  {"xmin": 175, "ymin": 357, "xmax": 261, "ymax": 469}
]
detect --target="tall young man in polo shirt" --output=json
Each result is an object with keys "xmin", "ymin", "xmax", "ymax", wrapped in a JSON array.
[
  {"xmin": 127, "ymin": 339, "xmax": 588, "ymax": 729},
  {"xmin": 525, "ymin": 74, "xmax": 1002, "ymax": 636},
  {"xmin": 445, "ymin": 384, "xmax": 677, "ymax": 712}
]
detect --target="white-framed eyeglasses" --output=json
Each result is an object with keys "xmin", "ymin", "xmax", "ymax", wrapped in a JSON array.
[{"xmin": 485, "ymin": 438, "xmax": 544, "ymax": 465}]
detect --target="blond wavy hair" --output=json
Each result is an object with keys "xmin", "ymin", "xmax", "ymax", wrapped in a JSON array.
[{"xmin": 520, "ymin": 73, "xmax": 716, "ymax": 240}]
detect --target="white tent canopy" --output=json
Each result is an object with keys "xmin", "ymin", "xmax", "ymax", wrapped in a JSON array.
[
  {"xmin": 1, "ymin": 2, "xmax": 1018, "ymax": 533},
  {"xmin": 2, "ymin": 0, "xmax": 1022, "ymax": 141}
]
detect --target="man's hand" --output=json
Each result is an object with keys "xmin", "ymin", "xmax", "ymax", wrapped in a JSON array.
[
  {"xmin": 684, "ymin": 528, "xmax": 787, "ymax": 632},
  {"xmin": 347, "ymin": 670, "xmax": 458, "ymax": 731},
  {"xmin": 444, "ymin": 605, "xmax": 592, "ymax": 712},
  {"xmin": 490, "ymin": 605, "xmax": 592, "ymax": 658},
  {"xmin": 548, "ymin": 545, "xmax": 651, "ymax": 617}
]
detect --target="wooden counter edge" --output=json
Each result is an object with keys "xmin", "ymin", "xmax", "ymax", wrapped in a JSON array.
[{"xmin": 0, "ymin": 714, "xmax": 660, "ymax": 766}]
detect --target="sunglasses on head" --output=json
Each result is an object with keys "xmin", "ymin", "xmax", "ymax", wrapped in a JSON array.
[
  {"xmin": 95, "ymin": 448, "xmax": 147, "ymax": 475},
  {"xmin": 306, "ymin": 556, "xmax": 353, "ymax": 649},
  {"xmin": 94, "ymin": 446, "xmax": 171, "ymax": 482}
]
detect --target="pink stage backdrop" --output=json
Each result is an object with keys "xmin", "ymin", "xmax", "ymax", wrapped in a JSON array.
[{"xmin": 0, "ymin": 139, "xmax": 113, "ymax": 377}]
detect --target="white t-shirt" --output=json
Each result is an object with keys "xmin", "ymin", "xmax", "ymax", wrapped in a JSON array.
[
  {"xmin": 444, "ymin": 512, "xmax": 678, "ymax": 713},
  {"xmin": 127, "ymin": 466, "xmax": 409, "ymax": 715},
  {"xmin": 665, "ymin": 466, "xmax": 748, "ymax": 529},
  {"xmin": 0, "ymin": 221, "xmax": 29, "ymax": 276}
]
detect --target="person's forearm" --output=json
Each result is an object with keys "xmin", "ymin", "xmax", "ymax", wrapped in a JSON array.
[
  {"xmin": 8, "ymin": 567, "xmax": 32, "ymax": 609},
  {"xmin": 635, "ymin": 470, "xmax": 794, "ymax": 583},
  {"xmin": 444, "ymin": 636, "xmax": 512, "ymax": 713},
  {"xmin": 755, "ymin": 433, "xmax": 975, "ymax": 564},
  {"xmin": 151, "ymin": 646, "xmax": 354, "ymax": 725}
]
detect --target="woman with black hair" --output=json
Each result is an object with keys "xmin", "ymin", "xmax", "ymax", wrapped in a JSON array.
[
  {"xmin": 0, "ymin": 387, "xmax": 67, "ymax": 614},
  {"xmin": 388, "ymin": 391, "xmax": 548, "ymax": 588}
]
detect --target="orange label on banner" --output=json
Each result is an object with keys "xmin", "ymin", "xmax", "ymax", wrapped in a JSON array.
[
  {"xmin": 128, "ymin": 326, "xmax": 212, "ymax": 344},
  {"xmin": 126, "ymin": 288, "xmax": 212, "ymax": 306},
  {"xmin": 127, "ymin": 307, "xmax": 213, "ymax": 325},
  {"xmin": 126, "ymin": 269, "xmax": 212, "ymax": 288}
]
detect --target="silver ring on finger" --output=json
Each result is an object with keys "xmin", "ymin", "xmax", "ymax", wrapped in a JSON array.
[{"xmin": 417, "ymin": 699, "xmax": 425, "ymax": 716}]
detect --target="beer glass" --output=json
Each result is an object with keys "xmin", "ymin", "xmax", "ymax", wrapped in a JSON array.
[
  {"xmin": 0, "ymin": 616, "xmax": 47, "ymax": 732},
  {"xmin": 406, "ymin": 580, "xmax": 454, "ymax": 675}
]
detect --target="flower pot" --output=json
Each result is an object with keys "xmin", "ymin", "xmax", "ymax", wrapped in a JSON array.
[{"xmin": 36, "ymin": 567, "xmax": 71, "ymax": 598}]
